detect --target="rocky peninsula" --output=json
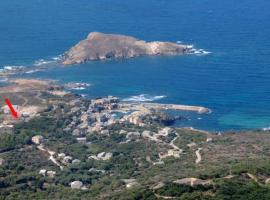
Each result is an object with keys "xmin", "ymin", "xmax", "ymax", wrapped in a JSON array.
[{"xmin": 61, "ymin": 32, "xmax": 190, "ymax": 65}]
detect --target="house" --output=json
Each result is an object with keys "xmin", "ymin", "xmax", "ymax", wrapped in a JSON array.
[
  {"xmin": 89, "ymin": 152, "xmax": 113, "ymax": 161},
  {"xmin": 31, "ymin": 135, "xmax": 44, "ymax": 145},
  {"xmin": 121, "ymin": 179, "xmax": 139, "ymax": 188},
  {"xmin": 187, "ymin": 142, "xmax": 197, "ymax": 148},
  {"xmin": 159, "ymin": 127, "xmax": 174, "ymax": 136},
  {"xmin": 2, "ymin": 105, "xmax": 19, "ymax": 114},
  {"xmin": 47, "ymin": 170, "xmax": 56, "ymax": 178},
  {"xmin": 76, "ymin": 137, "xmax": 87, "ymax": 144},
  {"xmin": 70, "ymin": 181, "xmax": 83, "ymax": 189},
  {"xmin": 39, "ymin": 169, "xmax": 47, "ymax": 176}
]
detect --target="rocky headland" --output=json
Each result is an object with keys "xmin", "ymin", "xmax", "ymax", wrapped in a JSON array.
[{"xmin": 61, "ymin": 32, "xmax": 190, "ymax": 65}]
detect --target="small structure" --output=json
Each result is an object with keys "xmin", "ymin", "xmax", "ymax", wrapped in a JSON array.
[
  {"xmin": 121, "ymin": 179, "xmax": 139, "ymax": 188},
  {"xmin": 89, "ymin": 152, "xmax": 113, "ymax": 161},
  {"xmin": 39, "ymin": 169, "xmax": 47, "ymax": 176},
  {"xmin": 47, "ymin": 170, "xmax": 56, "ymax": 178},
  {"xmin": 39, "ymin": 169, "xmax": 56, "ymax": 178},
  {"xmin": 0, "ymin": 158, "xmax": 5, "ymax": 166},
  {"xmin": 76, "ymin": 137, "xmax": 87, "ymax": 144},
  {"xmin": 187, "ymin": 142, "xmax": 197, "ymax": 148},
  {"xmin": 31, "ymin": 135, "xmax": 44, "ymax": 145},
  {"xmin": 100, "ymin": 129, "xmax": 110, "ymax": 135},
  {"xmin": 167, "ymin": 149, "xmax": 182, "ymax": 158},
  {"xmin": 206, "ymin": 137, "xmax": 213, "ymax": 142},
  {"xmin": 70, "ymin": 181, "xmax": 83, "ymax": 189},
  {"xmin": 2, "ymin": 105, "xmax": 19, "ymax": 114},
  {"xmin": 159, "ymin": 149, "xmax": 182, "ymax": 159},
  {"xmin": 173, "ymin": 178, "xmax": 212, "ymax": 187},
  {"xmin": 159, "ymin": 127, "xmax": 174, "ymax": 136}
]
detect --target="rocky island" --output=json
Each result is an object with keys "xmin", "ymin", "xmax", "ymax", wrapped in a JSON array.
[{"xmin": 61, "ymin": 32, "xmax": 190, "ymax": 65}]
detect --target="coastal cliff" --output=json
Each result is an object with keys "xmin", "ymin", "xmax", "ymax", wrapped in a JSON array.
[{"xmin": 61, "ymin": 32, "xmax": 189, "ymax": 65}]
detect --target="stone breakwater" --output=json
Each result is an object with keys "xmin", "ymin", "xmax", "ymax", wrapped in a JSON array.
[
  {"xmin": 139, "ymin": 103, "xmax": 211, "ymax": 114},
  {"xmin": 61, "ymin": 32, "xmax": 190, "ymax": 65}
]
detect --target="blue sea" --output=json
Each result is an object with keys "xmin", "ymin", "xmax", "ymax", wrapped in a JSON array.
[{"xmin": 1, "ymin": 0, "xmax": 270, "ymax": 131}]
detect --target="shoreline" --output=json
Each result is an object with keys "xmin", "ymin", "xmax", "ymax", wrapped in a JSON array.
[{"xmin": 1, "ymin": 77, "xmax": 269, "ymax": 133}]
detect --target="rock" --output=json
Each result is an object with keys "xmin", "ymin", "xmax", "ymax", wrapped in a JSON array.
[
  {"xmin": 152, "ymin": 182, "xmax": 165, "ymax": 190},
  {"xmin": 119, "ymin": 130, "xmax": 127, "ymax": 135},
  {"xmin": 126, "ymin": 132, "xmax": 141, "ymax": 139},
  {"xmin": 70, "ymin": 181, "xmax": 83, "ymax": 189},
  {"xmin": 63, "ymin": 156, "xmax": 73, "ymax": 164},
  {"xmin": 72, "ymin": 159, "xmax": 81, "ymax": 164},
  {"xmin": 72, "ymin": 129, "xmax": 81, "ymax": 136},
  {"xmin": 58, "ymin": 153, "xmax": 66, "ymax": 158},
  {"xmin": 142, "ymin": 130, "xmax": 153, "ymax": 138},
  {"xmin": 89, "ymin": 168, "xmax": 106, "ymax": 174},
  {"xmin": 265, "ymin": 178, "xmax": 270, "ymax": 184},
  {"xmin": 61, "ymin": 32, "xmax": 189, "ymax": 65}
]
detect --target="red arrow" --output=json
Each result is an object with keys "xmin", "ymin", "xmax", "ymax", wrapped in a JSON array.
[{"xmin": 4, "ymin": 98, "xmax": 19, "ymax": 119}]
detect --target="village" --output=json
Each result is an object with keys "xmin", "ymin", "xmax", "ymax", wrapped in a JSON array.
[
  {"xmin": 26, "ymin": 95, "xmax": 213, "ymax": 190},
  {"xmin": 0, "ymin": 79, "xmax": 214, "ymax": 191}
]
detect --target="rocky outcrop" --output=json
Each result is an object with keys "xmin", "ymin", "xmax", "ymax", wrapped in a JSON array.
[{"xmin": 61, "ymin": 32, "xmax": 190, "ymax": 65}]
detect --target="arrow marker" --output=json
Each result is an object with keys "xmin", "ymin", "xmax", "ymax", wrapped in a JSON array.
[{"xmin": 4, "ymin": 98, "xmax": 19, "ymax": 119}]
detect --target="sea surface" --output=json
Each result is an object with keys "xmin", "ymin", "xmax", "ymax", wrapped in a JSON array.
[{"xmin": 1, "ymin": 0, "xmax": 270, "ymax": 131}]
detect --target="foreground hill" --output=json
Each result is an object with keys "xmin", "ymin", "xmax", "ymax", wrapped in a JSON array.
[
  {"xmin": 61, "ymin": 32, "xmax": 190, "ymax": 65},
  {"xmin": 1, "ymin": 79, "xmax": 270, "ymax": 199}
]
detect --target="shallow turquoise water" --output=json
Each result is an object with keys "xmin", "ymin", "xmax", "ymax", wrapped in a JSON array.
[{"xmin": 1, "ymin": 0, "xmax": 270, "ymax": 131}]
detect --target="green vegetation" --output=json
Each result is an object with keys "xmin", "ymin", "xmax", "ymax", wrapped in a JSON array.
[{"xmin": 1, "ymin": 115, "xmax": 270, "ymax": 199}]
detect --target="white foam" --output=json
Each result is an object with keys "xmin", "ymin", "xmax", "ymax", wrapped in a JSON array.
[
  {"xmin": 66, "ymin": 82, "xmax": 91, "ymax": 90},
  {"xmin": 122, "ymin": 94, "xmax": 166, "ymax": 102},
  {"xmin": 25, "ymin": 69, "xmax": 42, "ymax": 74},
  {"xmin": 72, "ymin": 87, "xmax": 86, "ymax": 90},
  {"xmin": 186, "ymin": 45, "xmax": 194, "ymax": 48},
  {"xmin": 34, "ymin": 59, "xmax": 55, "ymax": 66},
  {"xmin": 184, "ymin": 44, "xmax": 212, "ymax": 56},
  {"xmin": 3, "ymin": 65, "xmax": 25, "ymax": 71},
  {"xmin": 80, "ymin": 94, "xmax": 88, "ymax": 98},
  {"xmin": 34, "ymin": 55, "xmax": 61, "ymax": 66},
  {"xmin": 52, "ymin": 56, "xmax": 61, "ymax": 61},
  {"xmin": 262, "ymin": 127, "xmax": 270, "ymax": 131}
]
